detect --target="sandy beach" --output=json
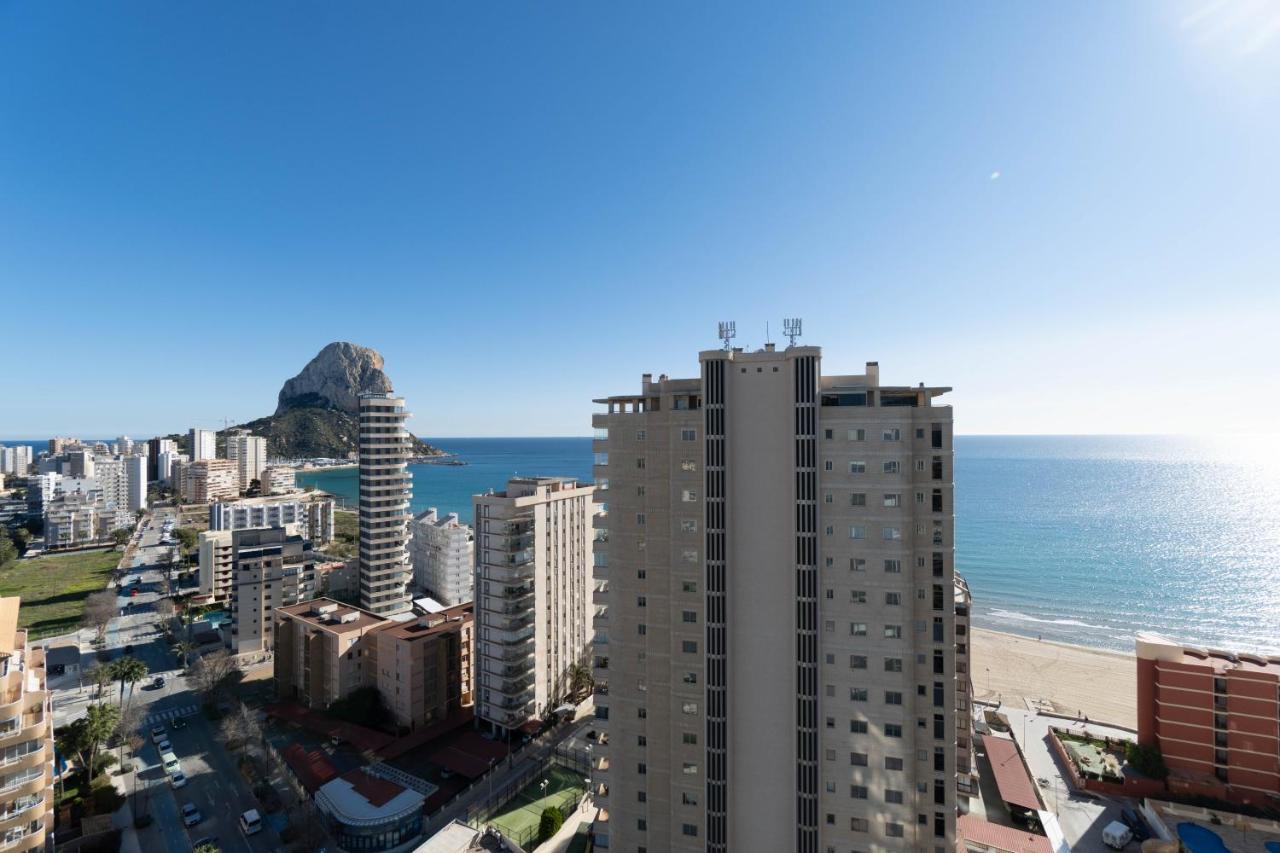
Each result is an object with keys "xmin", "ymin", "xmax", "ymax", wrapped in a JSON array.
[{"xmin": 970, "ymin": 628, "xmax": 1137, "ymax": 729}]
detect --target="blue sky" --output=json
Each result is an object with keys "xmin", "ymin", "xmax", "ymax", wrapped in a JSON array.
[{"xmin": 2, "ymin": 1, "xmax": 1277, "ymax": 438}]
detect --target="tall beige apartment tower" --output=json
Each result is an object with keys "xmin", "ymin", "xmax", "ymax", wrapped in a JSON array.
[
  {"xmin": 473, "ymin": 477, "xmax": 594, "ymax": 736},
  {"xmin": 358, "ymin": 392, "xmax": 413, "ymax": 616},
  {"xmin": 0, "ymin": 597, "xmax": 55, "ymax": 853},
  {"xmin": 590, "ymin": 344, "xmax": 959, "ymax": 853},
  {"xmin": 226, "ymin": 430, "xmax": 268, "ymax": 491}
]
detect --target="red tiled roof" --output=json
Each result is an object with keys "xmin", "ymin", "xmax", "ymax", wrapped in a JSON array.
[
  {"xmin": 282, "ymin": 743, "xmax": 338, "ymax": 793},
  {"xmin": 958, "ymin": 814, "xmax": 1053, "ymax": 853},
  {"xmin": 982, "ymin": 735, "xmax": 1043, "ymax": 812},
  {"xmin": 342, "ymin": 769, "xmax": 405, "ymax": 808}
]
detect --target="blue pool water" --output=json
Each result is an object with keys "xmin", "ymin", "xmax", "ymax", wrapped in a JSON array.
[
  {"xmin": 1177, "ymin": 822, "xmax": 1230, "ymax": 853},
  {"xmin": 1263, "ymin": 842, "xmax": 1280, "ymax": 853}
]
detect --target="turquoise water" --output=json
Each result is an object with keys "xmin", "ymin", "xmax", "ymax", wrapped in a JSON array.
[
  {"xmin": 1177, "ymin": 822, "xmax": 1231, "ymax": 853},
  {"xmin": 233, "ymin": 435, "xmax": 1279, "ymax": 656}
]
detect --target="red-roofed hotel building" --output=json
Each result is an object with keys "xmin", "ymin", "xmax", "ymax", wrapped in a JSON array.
[{"xmin": 1136, "ymin": 632, "xmax": 1280, "ymax": 804}]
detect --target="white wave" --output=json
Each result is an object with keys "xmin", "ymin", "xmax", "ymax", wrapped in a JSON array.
[{"xmin": 987, "ymin": 608, "xmax": 1110, "ymax": 630}]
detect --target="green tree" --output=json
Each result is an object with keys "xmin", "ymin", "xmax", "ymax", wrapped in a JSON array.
[
  {"xmin": 174, "ymin": 640, "xmax": 196, "ymax": 668},
  {"xmin": 1125, "ymin": 741, "xmax": 1168, "ymax": 779},
  {"xmin": 173, "ymin": 527, "xmax": 198, "ymax": 553},
  {"xmin": 0, "ymin": 537, "xmax": 15, "ymax": 569},
  {"xmin": 84, "ymin": 662, "xmax": 113, "ymax": 702},
  {"xmin": 538, "ymin": 805, "xmax": 564, "ymax": 842},
  {"xmin": 109, "ymin": 656, "xmax": 149, "ymax": 711},
  {"xmin": 61, "ymin": 702, "xmax": 120, "ymax": 780},
  {"xmin": 10, "ymin": 528, "xmax": 30, "ymax": 555},
  {"xmin": 110, "ymin": 528, "xmax": 132, "ymax": 547},
  {"xmin": 568, "ymin": 662, "xmax": 594, "ymax": 698}
]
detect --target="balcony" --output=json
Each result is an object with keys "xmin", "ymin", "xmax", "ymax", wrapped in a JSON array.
[
  {"xmin": 490, "ymin": 674, "xmax": 536, "ymax": 698},
  {"xmin": 483, "ymin": 625, "xmax": 535, "ymax": 647},
  {"xmin": 486, "ymin": 612, "xmax": 535, "ymax": 633}
]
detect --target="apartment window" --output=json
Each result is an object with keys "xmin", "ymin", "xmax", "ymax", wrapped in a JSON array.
[
  {"xmin": 848, "ymin": 428, "xmax": 865, "ymax": 441},
  {"xmin": 885, "ymin": 723, "xmax": 903, "ymax": 738},
  {"xmin": 825, "ymin": 526, "xmax": 834, "ymax": 536},
  {"xmin": 851, "ymin": 590, "xmax": 866, "ymax": 603},
  {"xmin": 637, "ymin": 762, "xmax": 647, "ymax": 774},
  {"xmin": 850, "ymin": 655, "xmax": 867, "ymax": 669},
  {"xmin": 851, "ymin": 558, "xmax": 866, "ymax": 572},
  {"xmin": 886, "ymin": 822, "xmax": 905, "ymax": 838},
  {"xmin": 850, "ymin": 461, "xmax": 866, "ymax": 474},
  {"xmin": 851, "ymin": 492, "xmax": 866, "ymax": 506},
  {"xmin": 851, "ymin": 785, "xmax": 868, "ymax": 799},
  {"xmin": 851, "ymin": 622, "xmax": 868, "ymax": 636},
  {"xmin": 884, "ymin": 625, "xmax": 903, "ymax": 639},
  {"xmin": 682, "ymin": 640, "xmax": 697, "ymax": 653},
  {"xmin": 637, "ymin": 706, "xmax": 647, "ymax": 718},
  {"xmin": 681, "ymin": 460, "xmax": 697, "ymax": 472},
  {"xmin": 682, "ymin": 610, "xmax": 697, "ymax": 623},
  {"xmin": 681, "ymin": 824, "xmax": 698, "ymax": 837},
  {"xmin": 850, "ymin": 687, "xmax": 869, "ymax": 702},
  {"xmin": 636, "ymin": 513, "xmax": 646, "ymax": 525},
  {"xmin": 680, "ymin": 519, "xmax": 698, "ymax": 534},
  {"xmin": 682, "ymin": 671, "xmax": 697, "ymax": 684},
  {"xmin": 825, "ymin": 748, "xmax": 836, "ymax": 761},
  {"xmin": 850, "ymin": 526, "xmax": 866, "ymax": 540},
  {"xmin": 637, "ymin": 569, "xmax": 646, "ymax": 579},
  {"xmin": 682, "ymin": 581, "xmax": 697, "ymax": 592},
  {"xmin": 636, "ymin": 429, "xmax": 646, "ymax": 440},
  {"xmin": 681, "ymin": 429, "xmax": 697, "ymax": 441},
  {"xmin": 637, "ymin": 624, "xmax": 646, "ymax": 635},
  {"xmin": 882, "ymin": 527, "xmax": 901, "ymax": 540},
  {"xmin": 637, "ymin": 819, "xmax": 646, "ymax": 831},
  {"xmin": 851, "ymin": 752, "xmax": 868, "ymax": 766},
  {"xmin": 636, "ymin": 485, "xmax": 646, "ymax": 496},
  {"xmin": 824, "ymin": 429, "xmax": 833, "ymax": 439},
  {"xmin": 683, "ymin": 732, "xmax": 698, "ymax": 745},
  {"xmin": 883, "ymin": 460, "xmax": 900, "ymax": 474},
  {"xmin": 851, "ymin": 818, "xmax": 869, "ymax": 833},
  {"xmin": 915, "ymin": 459, "xmax": 926, "ymax": 471},
  {"xmin": 886, "ymin": 789, "xmax": 904, "ymax": 804},
  {"xmin": 824, "ymin": 460, "xmax": 833, "ymax": 471},
  {"xmin": 825, "ymin": 557, "xmax": 834, "ymax": 567},
  {"xmin": 825, "ymin": 716, "xmax": 835, "ymax": 728},
  {"xmin": 824, "ymin": 619, "xmax": 835, "ymax": 632},
  {"xmin": 884, "ymin": 658, "xmax": 903, "ymax": 673},
  {"xmin": 885, "ymin": 592, "xmax": 901, "ymax": 606},
  {"xmin": 826, "ymin": 684, "xmax": 836, "ymax": 697},
  {"xmin": 682, "ymin": 549, "xmax": 698, "ymax": 563},
  {"xmin": 885, "ymin": 757, "xmax": 904, "ymax": 771},
  {"xmin": 681, "ymin": 490, "xmax": 697, "ymax": 502},
  {"xmin": 636, "ymin": 457, "xmax": 646, "ymax": 469},
  {"xmin": 682, "ymin": 792, "xmax": 698, "ymax": 805},
  {"xmin": 637, "ymin": 791, "xmax": 646, "ymax": 802},
  {"xmin": 825, "ymin": 588, "xmax": 834, "ymax": 600},
  {"xmin": 682, "ymin": 763, "xmax": 698, "ymax": 775},
  {"xmin": 637, "ymin": 734, "xmax": 647, "ymax": 746},
  {"xmin": 883, "ymin": 493, "xmax": 900, "ymax": 507},
  {"xmin": 682, "ymin": 702, "xmax": 698, "ymax": 714},
  {"xmin": 883, "ymin": 428, "xmax": 900, "ymax": 441},
  {"xmin": 886, "ymin": 691, "xmax": 904, "ymax": 705},
  {"xmin": 824, "ymin": 492, "xmax": 833, "ymax": 504},
  {"xmin": 916, "ymin": 428, "xmax": 925, "ymax": 439},
  {"xmin": 637, "ymin": 596, "xmax": 646, "ymax": 607},
  {"xmin": 851, "ymin": 719, "xmax": 868, "ymax": 733}
]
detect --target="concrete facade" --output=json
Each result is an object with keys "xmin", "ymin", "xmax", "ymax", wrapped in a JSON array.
[
  {"xmin": 262, "ymin": 465, "xmax": 297, "ymax": 496},
  {"xmin": 1137, "ymin": 633, "xmax": 1280, "ymax": 803},
  {"xmin": 473, "ymin": 477, "xmax": 594, "ymax": 736},
  {"xmin": 189, "ymin": 427, "xmax": 216, "ymax": 461},
  {"xmin": 275, "ymin": 599, "xmax": 389, "ymax": 709},
  {"xmin": 208, "ymin": 494, "xmax": 335, "ymax": 544},
  {"xmin": 0, "ymin": 597, "xmax": 55, "ymax": 853},
  {"xmin": 227, "ymin": 527, "xmax": 318, "ymax": 655},
  {"xmin": 372, "ymin": 603, "xmax": 474, "ymax": 731},
  {"xmin": 590, "ymin": 347, "xmax": 959, "ymax": 853},
  {"xmin": 198, "ymin": 530, "xmax": 234, "ymax": 602},
  {"xmin": 410, "ymin": 508, "xmax": 475, "ymax": 606},
  {"xmin": 226, "ymin": 430, "xmax": 268, "ymax": 491},
  {"xmin": 358, "ymin": 393, "xmax": 413, "ymax": 616},
  {"xmin": 182, "ymin": 459, "xmax": 238, "ymax": 503}
]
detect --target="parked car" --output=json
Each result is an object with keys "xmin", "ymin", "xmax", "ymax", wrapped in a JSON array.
[
  {"xmin": 157, "ymin": 739, "xmax": 171, "ymax": 753},
  {"xmin": 239, "ymin": 809, "xmax": 262, "ymax": 835},
  {"xmin": 152, "ymin": 676, "xmax": 165, "ymax": 688},
  {"xmin": 1120, "ymin": 807, "xmax": 1151, "ymax": 841},
  {"xmin": 181, "ymin": 802, "xmax": 203, "ymax": 827},
  {"xmin": 150, "ymin": 725, "xmax": 166, "ymax": 744},
  {"xmin": 1102, "ymin": 820, "xmax": 1133, "ymax": 850},
  {"xmin": 170, "ymin": 771, "xmax": 187, "ymax": 789}
]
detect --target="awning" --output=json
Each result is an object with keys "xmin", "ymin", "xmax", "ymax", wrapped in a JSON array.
[{"xmin": 982, "ymin": 735, "xmax": 1043, "ymax": 812}]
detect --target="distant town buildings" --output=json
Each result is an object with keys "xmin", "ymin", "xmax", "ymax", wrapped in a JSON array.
[
  {"xmin": 590, "ymin": 347, "xmax": 961, "ymax": 852},
  {"xmin": 227, "ymin": 527, "xmax": 318, "ymax": 656},
  {"xmin": 156, "ymin": 450, "xmax": 185, "ymax": 486},
  {"xmin": 409, "ymin": 508, "xmax": 474, "ymax": 606},
  {"xmin": 1137, "ymin": 633, "xmax": 1280, "ymax": 804},
  {"xmin": 179, "ymin": 459, "xmax": 238, "ymax": 503},
  {"xmin": 48, "ymin": 436, "xmax": 79, "ymax": 455},
  {"xmin": 147, "ymin": 436, "xmax": 177, "ymax": 481},
  {"xmin": 188, "ymin": 427, "xmax": 217, "ymax": 461},
  {"xmin": 473, "ymin": 476, "xmax": 594, "ymax": 736},
  {"xmin": 226, "ymin": 429, "xmax": 268, "ymax": 491},
  {"xmin": 0, "ymin": 596, "xmax": 54, "ymax": 852},
  {"xmin": 358, "ymin": 392, "xmax": 413, "ymax": 617},
  {"xmin": 0, "ymin": 445, "xmax": 32, "ymax": 476},
  {"xmin": 261, "ymin": 465, "xmax": 297, "ymax": 496},
  {"xmin": 208, "ymin": 494, "xmax": 335, "ymax": 544}
]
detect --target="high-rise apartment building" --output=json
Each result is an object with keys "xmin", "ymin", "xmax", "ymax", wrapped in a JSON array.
[
  {"xmin": 410, "ymin": 508, "xmax": 475, "ymax": 606},
  {"xmin": 0, "ymin": 597, "xmax": 55, "ymax": 853},
  {"xmin": 261, "ymin": 465, "xmax": 297, "ymax": 496},
  {"xmin": 358, "ymin": 393, "xmax": 413, "ymax": 616},
  {"xmin": 590, "ymin": 346, "xmax": 958, "ymax": 853},
  {"xmin": 226, "ymin": 430, "xmax": 268, "ymax": 491},
  {"xmin": 473, "ymin": 476, "xmax": 594, "ymax": 736},
  {"xmin": 182, "ymin": 459, "xmax": 238, "ymax": 503},
  {"xmin": 124, "ymin": 453, "xmax": 147, "ymax": 513},
  {"xmin": 147, "ymin": 437, "xmax": 176, "ymax": 481},
  {"xmin": 0, "ymin": 446, "xmax": 32, "ymax": 476},
  {"xmin": 198, "ymin": 530, "xmax": 235, "ymax": 602},
  {"xmin": 189, "ymin": 427, "xmax": 217, "ymax": 461},
  {"xmin": 48, "ymin": 437, "xmax": 79, "ymax": 455},
  {"xmin": 372, "ymin": 603, "xmax": 475, "ymax": 731},
  {"xmin": 227, "ymin": 527, "xmax": 318, "ymax": 655}
]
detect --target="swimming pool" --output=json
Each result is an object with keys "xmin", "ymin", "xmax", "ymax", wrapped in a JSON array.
[
  {"xmin": 1177, "ymin": 822, "xmax": 1230, "ymax": 853},
  {"xmin": 1263, "ymin": 841, "xmax": 1280, "ymax": 853}
]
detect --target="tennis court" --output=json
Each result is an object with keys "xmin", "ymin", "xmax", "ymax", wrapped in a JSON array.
[{"xmin": 487, "ymin": 764, "xmax": 587, "ymax": 843}]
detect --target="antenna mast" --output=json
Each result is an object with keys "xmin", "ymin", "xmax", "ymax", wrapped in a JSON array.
[
  {"xmin": 783, "ymin": 317, "xmax": 803, "ymax": 347},
  {"xmin": 717, "ymin": 321, "xmax": 736, "ymax": 351}
]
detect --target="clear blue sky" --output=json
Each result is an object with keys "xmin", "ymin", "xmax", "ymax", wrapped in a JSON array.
[{"xmin": 3, "ymin": 2, "xmax": 1277, "ymax": 438}]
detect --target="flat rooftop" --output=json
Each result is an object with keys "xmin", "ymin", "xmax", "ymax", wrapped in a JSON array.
[
  {"xmin": 377, "ymin": 603, "xmax": 472, "ymax": 641},
  {"xmin": 1137, "ymin": 632, "xmax": 1280, "ymax": 675},
  {"xmin": 278, "ymin": 598, "xmax": 388, "ymax": 634}
]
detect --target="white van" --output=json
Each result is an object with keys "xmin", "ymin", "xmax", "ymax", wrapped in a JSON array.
[
  {"xmin": 239, "ymin": 809, "xmax": 263, "ymax": 835},
  {"xmin": 160, "ymin": 751, "xmax": 180, "ymax": 775},
  {"xmin": 1102, "ymin": 820, "xmax": 1133, "ymax": 849}
]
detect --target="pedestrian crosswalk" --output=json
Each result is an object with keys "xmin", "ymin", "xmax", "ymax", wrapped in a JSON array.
[{"xmin": 145, "ymin": 704, "xmax": 199, "ymax": 726}]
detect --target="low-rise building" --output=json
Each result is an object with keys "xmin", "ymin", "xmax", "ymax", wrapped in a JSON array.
[
  {"xmin": 372, "ymin": 603, "xmax": 474, "ymax": 731},
  {"xmin": 209, "ymin": 494, "xmax": 334, "ymax": 544},
  {"xmin": 274, "ymin": 599, "xmax": 390, "ymax": 708},
  {"xmin": 227, "ymin": 528, "xmax": 318, "ymax": 656},
  {"xmin": 409, "ymin": 508, "xmax": 474, "ymax": 606},
  {"xmin": 0, "ymin": 596, "xmax": 55, "ymax": 853},
  {"xmin": 314, "ymin": 769, "xmax": 426, "ymax": 853},
  {"xmin": 44, "ymin": 492, "xmax": 106, "ymax": 548},
  {"xmin": 1137, "ymin": 633, "xmax": 1280, "ymax": 804}
]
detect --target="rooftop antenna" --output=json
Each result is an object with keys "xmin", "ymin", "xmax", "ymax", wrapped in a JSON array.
[
  {"xmin": 717, "ymin": 321, "xmax": 736, "ymax": 351},
  {"xmin": 783, "ymin": 317, "xmax": 803, "ymax": 347}
]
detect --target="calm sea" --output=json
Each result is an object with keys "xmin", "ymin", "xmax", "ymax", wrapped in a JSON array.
[{"xmin": 8, "ymin": 436, "xmax": 1277, "ymax": 654}]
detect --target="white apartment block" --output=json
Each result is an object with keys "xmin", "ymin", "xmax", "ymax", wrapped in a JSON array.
[
  {"xmin": 410, "ymin": 508, "xmax": 475, "ymax": 606},
  {"xmin": 198, "ymin": 530, "xmax": 234, "ymax": 602},
  {"xmin": 358, "ymin": 393, "xmax": 413, "ymax": 616},
  {"xmin": 208, "ymin": 495, "xmax": 335, "ymax": 544},
  {"xmin": 180, "ymin": 459, "xmax": 238, "ymax": 503},
  {"xmin": 157, "ymin": 450, "xmax": 185, "ymax": 485},
  {"xmin": 226, "ymin": 430, "xmax": 268, "ymax": 490},
  {"xmin": 0, "ymin": 445, "xmax": 32, "ymax": 475},
  {"xmin": 189, "ymin": 427, "xmax": 217, "ymax": 461},
  {"xmin": 261, "ymin": 465, "xmax": 297, "ymax": 495},
  {"xmin": 124, "ymin": 453, "xmax": 147, "ymax": 513},
  {"xmin": 590, "ymin": 346, "xmax": 960, "ymax": 853},
  {"xmin": 473, "ymin": 477, "xmax": 594, "ymax": 736},
  {"xmin": 114, "ymin": 436, "xmax": 134, "ymax": 455}
]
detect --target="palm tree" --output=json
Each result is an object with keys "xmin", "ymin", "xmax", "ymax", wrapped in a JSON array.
[
  {"xmin": 109, "ymin": 657, "xmax": 150, "ymax": 711},
  {"xmin": 84, "ymin": 662, "xmax": 113, "ymax": 702},
  {"xmin": 175, "ymin": 640, "xmax": 196, "ymax": 669},
  {"xmin": 567, "ymin": 662, "xmax": 594, "ymax": 698}
]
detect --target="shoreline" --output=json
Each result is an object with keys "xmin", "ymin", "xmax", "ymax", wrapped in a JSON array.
[{"xmin": 971, "ymin": 627, "xmax": 1136, "ymax": 728}]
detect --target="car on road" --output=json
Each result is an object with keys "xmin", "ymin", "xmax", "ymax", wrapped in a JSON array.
[
  {"xmin": 150, "ymin": 725, "xmax": 166, "ymax": 743},
  {"xmin": 239, "ymin": 809, "xmax": 262, "ymax": 835},
  {"xmin": 181, "ymin": 802, "xmax": 203, "ymax": 827},
  {"xmin": 152, "ymin": 676, "xmax": 165, "ymax": 688},
  {"xmin": 161, "ymin": 750, "xmax": 179, "ymax": 774},
  {"xmin": 157, "ymin": 739, "xmax": 171, "ymax": 753},
  {"xmin": 170, "ymin": 770, "xmax": 188, "ymax": 788}
]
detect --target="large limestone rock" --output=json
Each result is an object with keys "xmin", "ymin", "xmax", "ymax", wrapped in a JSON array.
[{"xmin": 276, "ymin": 342, "xmax": 393, "ymax": 415}]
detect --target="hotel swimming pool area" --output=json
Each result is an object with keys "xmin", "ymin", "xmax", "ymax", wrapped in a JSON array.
[{"xmin": 1178, "ymin": 822, "xmax": 1230, "ymax": 853}]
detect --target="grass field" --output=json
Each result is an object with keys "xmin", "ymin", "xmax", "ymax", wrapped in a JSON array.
[
  {"xmin": 329, "ymin": 510, "xmax": 357, "ymax": 558},
  {"xmin": 0, "ymin": 549, "xmax": 118, "ymax": 639},
  {"xmin": 488, "ymin": 764, "xmax": 587, "ymax": 845}
]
